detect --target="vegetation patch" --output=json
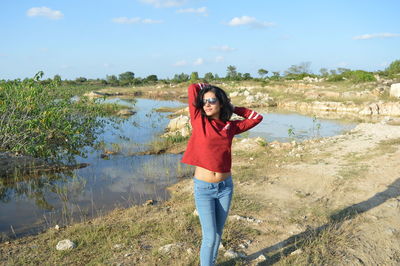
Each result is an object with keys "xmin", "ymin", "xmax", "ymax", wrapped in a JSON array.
[{"xmin": 0, "ymin": 73, "xmax": 120, "ymax": 163}]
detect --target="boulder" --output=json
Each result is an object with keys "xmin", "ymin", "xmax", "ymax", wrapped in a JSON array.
[
  {"xmin": 166, "ymin": 115, "xmax": 190, "ymax": 132},
  {"xmin": 390, "ymin": 83, "xmax": 400, "ymax": 98}
]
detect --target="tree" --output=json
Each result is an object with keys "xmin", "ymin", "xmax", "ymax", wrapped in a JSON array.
[
  {"xmin": 145, "ymin": 75, "xmax": 158, "ymax": 83},
  {"xmin": 226, "ymin": 65, "xmax": 238, "ymax": 79},
  {"xmin": 204, "ymin": 72, "xmax": 214, "ymax": 81},
  {"xmin": 270, "ymin": 71, "xmax": 280, "ymax": 80},
  {"xmin": 258, "ymin": 69, "xmax": 268, "ymax": 78},
  {"xmin": 243, "ymin": 73, "xmax": 252, "ymax": 80},
  {"xmin": 119, "ymin": 71, "xmax": 135, "ymax": 86},
  {"xmin": 173, "ymin": 73, "xmax": 189, "ymax": 83},
  {"xmin": 386, "ymin": 59, "xmax": 400, "ymax": 74},
  {"xmin": 106, "ymin": 75, "xmax": 119, "ymax": 85},
  {"xmin": 319, "ymin": 68, "xmax": 329, "ymax": 76},
  {"xmin": 53, "ymin": 74, "xmax": 62, "ymax": 83},
  {"xmin": 75, "ymin": 77, "xmax": 87, "ymax": 83},
  {"xmin": 190, "ymin": 72, "xmax": 199, "ymax": 81},
  {"xmin": 284, "ymin": 62, "xmax": 312, "ymax": 76}
]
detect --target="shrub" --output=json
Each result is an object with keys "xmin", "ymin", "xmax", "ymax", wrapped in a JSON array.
[
  {"xmin": 386, "ymin": 59, "xmax": 400, "ymax": 75},
  {"xmin": 0, "ymin": 73, "xmax": 114, "ymax": 163},
  {"xmin": 343, "ymin": 70, "xmax": 376, "ymax": 83}
]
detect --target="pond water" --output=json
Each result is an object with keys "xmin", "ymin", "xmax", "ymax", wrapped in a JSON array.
[
  {"xmin": 247, "ymin": 110, "xmax": 355, "ymax": 142},
  {"xmin": 0, "ymin": 98, "xmax": 356, "ymax": 239}
]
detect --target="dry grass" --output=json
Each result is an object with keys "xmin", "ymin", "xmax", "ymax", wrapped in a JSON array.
[
  {"xmin": 0, "ymin": 174, "xmax": 263, "ymax": 265},
  {"xmin": 275, "ymin": 219, "xmax": 361, "ymax": 265}
]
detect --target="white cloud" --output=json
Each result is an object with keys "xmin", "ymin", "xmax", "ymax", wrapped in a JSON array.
[
  {"xmin": 353, "ymin": 33, "xmax": 400, "ymax": 40},
  {"xmin": 173, "ymin": 60, "xmax": 187, "ymax": 66},
  {"xmin": 139, "ymin": 0, "xmax": 186, "ymax": 8},
  {"xmin": 227, "ymin": 16, "xmax": 274, "ymax": 28},
  {"xmin": 215, "ymin": 56, "xmax": 224, "ymax": 63},
  {"xmin": 176, "ymin": 7, "xmax": 207, "ymax": 16},
  {"xmin": 212, "ymin": 45, "xmax": 235, "ymax": 52},
  {"xmin": 142, "ymin": 18, "xmax": 163, "ymax": 24},
  {"xmin": 112, "ymin": 17, "xmax": 163, "ymax": 24},
  {"xmin": 193, "ymin": 58, "xmax": 204, "ymax": 66},
  {"xmin": 27, "ymin": 7, "xmax": 64, "ymax": 20}
]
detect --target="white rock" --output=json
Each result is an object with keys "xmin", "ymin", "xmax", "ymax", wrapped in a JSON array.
[
  {"xmin": 56, "ymin": 239, "xmax": 76, "ymax": 251},
  {"xmin": 229, "ymin": 214, "xmax": 262, "ymax": 224},
  {"xmin": 290, "ymin": 249, "xmax": 303, "ymax": 256},
  {"xmin": 187, "ymin": 248, "xmax": 194, "ymax": 255},
  {"xmin": 230, "ymin": 91, "xmax": 239, "ymax": 97},
  {"xmin": 390, "ymin": 83, "xmax": 400, "ymax": 98},
  {"xmin": 54, "ymin": 225, "xmax": 60, "ymax": 230},
  {"xmin": 224, "ymin": 249, "xmax": 240, "ymax": 259},
  {"xmin": 167, "ymin": 115, "xmax": 190, "ymax": 132},
  {"xmin": 255, "ymin": 254, "xmax": 267, "ymax": 262},
  {"xmin": 193, "ymin": 209, "xmax": 199, "ymax": 216},
  {"xmin": 113, "ymin": 244, "xmax": 122, "ymax": 249},
  {"xmin": 158, "ymin": 243, "xmax": 183, "ymax": 254}
]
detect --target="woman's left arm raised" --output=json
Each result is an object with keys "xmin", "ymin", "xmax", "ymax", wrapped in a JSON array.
[{"xmin": 232, "ymin": 106, "xmax": 263, "ymax": 135}]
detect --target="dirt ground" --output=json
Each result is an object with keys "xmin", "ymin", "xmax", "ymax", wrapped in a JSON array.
[{"xmin": 225, "ymin": 121, "xmax": 400, "ymax": 265}]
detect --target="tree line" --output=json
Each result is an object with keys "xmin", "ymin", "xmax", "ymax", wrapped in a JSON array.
[{"xmin": 3, "ymin": 59, "xmax": 400, "ymax": 86}]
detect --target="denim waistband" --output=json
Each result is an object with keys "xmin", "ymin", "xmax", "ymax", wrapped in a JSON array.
[{"xmin": 194, "ymin": 176, "xmax": 232, "ymax": 185}]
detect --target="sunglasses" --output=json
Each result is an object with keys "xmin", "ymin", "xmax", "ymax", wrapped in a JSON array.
[{"xmin": 203, "ymin": 97, "xmax": 218, "ymax": 105}]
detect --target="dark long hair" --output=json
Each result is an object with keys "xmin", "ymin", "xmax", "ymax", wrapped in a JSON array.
[{"xmin": 195, "ymin": 85, "xmax": 233, "ymax": 122}]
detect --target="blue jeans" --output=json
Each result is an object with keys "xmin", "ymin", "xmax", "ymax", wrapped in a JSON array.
[{"xmin": 194, "ymin": 176, "xmax": 234, "ymax": 266}]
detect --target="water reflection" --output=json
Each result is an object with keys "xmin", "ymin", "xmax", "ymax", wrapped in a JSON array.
[{"xmin": 0, "ymin": 98, "xmax": 356, "ymax": 239}]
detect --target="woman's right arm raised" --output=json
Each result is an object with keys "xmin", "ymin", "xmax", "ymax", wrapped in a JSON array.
[{"xmin": 188, "ymin": 83, "xmax": 207, "ymax": 123}]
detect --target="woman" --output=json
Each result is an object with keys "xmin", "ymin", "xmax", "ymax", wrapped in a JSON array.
[{"xmin": 181, "ymin": 83, "xmax": 263, "ymax": 265}]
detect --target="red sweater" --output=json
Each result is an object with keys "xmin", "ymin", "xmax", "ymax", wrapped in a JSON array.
[{"xmin": 181, "ymin": 83, "xmax": 263, "ymax": 173}]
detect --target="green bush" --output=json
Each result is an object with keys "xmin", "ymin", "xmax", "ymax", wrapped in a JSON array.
[
  {"xmin": 0, "ymin": 73, "xmax": 114, "ymax": 163},
  {"xmin": 386, "ymin": 59, "xmax": 400, "ymax": 75},
  {"xmin": 343, "ymin": 70, "xmax": 376, "ymax": 83},
  {"xmin": 326, "ymin": 70, "xmax": 376, "ymax": 83}
]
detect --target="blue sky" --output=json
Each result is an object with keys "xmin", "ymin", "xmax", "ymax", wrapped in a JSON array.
[{"xmin": 1, "ymin": 0, "xmax": 399, "ymax": 80}]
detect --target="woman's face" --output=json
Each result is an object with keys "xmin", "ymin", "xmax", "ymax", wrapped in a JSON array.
[{"xmin": 203, "ymin": 91, "xmax": 221, "ymax": 119}]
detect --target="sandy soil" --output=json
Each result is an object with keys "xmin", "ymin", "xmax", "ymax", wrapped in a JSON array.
[{"xmin": 227, "ymin": 122, "xmax": 400, "ymax": 264}]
